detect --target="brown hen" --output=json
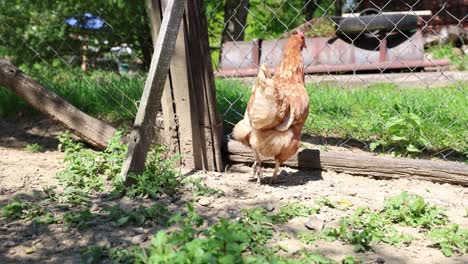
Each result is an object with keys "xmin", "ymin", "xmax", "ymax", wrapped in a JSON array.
[{"xmin": 232, "ymin": 31, "xmax": 309, "ymax": 184}]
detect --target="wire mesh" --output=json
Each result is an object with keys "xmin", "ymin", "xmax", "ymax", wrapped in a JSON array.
[
  {"xmin": 0, "ymin": 1, "xmax": 151, "ymax": 125},
  {"xmin": 206, "ymin": 0, "xmax": 467, "ymax": 162},
  {"xmin": 0, "ymin": 1, "xmax": 466, "ymax": 162}
]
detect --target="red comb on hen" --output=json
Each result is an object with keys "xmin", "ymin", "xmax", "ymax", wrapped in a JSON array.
[{"xmin": 296, "ymin": 29, "xmax": 304, "ymax": 37}]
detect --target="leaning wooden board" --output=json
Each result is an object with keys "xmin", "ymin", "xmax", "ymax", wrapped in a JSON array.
[
  {"xmin": 225, "ymin": 139, "xmax": 468, "ymax": 186},
  {"xmin": 0, "ymin": 58, "xmax": 119, "ymax": 150}
]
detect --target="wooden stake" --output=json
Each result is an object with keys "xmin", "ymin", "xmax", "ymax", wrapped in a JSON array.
[{"xmin": 120, "ymin": 0, "xmax": 186, "ymax": 182}]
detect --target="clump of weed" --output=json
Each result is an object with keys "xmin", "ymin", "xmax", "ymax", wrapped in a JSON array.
[
  {"xmin": 383, "ymin": 191, "xmax": 448, "ymax": 228},
  {"xmin": 24, "ymin": 143, "xmax": 44, "ymax": 153},
  {"xmin": 272, "ymin": 202, "xmax": 319, "ymax": 223},
  {"xmin": 370, "ymin": 112, "xmax": 429, "ymax": 156},
  {"xmin": 123, "ymin": 146, "xmax": 182, "ymax": 199},
  {"xmin": 1, "ymin": 198, "xmax": 56, "ymax": 224},
  {"xmin": 183, "ymin": 176, "xmax": 224, "ymax": 197},
  {"xmin": 428, "ymin": 224, "xmax": 468, "ymax": 257},
  {"xmin": 56, "ymin": 131, "xmax": 126, "ymax": 193},
  {"xmin": 56, "ymin": 131, "xmax": 183, "ymax": 200}
]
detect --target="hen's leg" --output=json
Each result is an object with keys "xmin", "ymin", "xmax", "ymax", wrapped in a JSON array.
[
  {"xmin": 251, "ymin": 159, "xmax": 257, "ymax": 177},
  {"xmin": 269, "ymin": 160, "xmax": 281, "ymax": 184},
  {"xmin": 254, "ymin": 153, "xmax": 263, "ymax": 184}
]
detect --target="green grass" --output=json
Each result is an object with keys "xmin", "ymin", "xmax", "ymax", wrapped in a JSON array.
[
  {"xmin": 1, "ymin": 65, "xmax": 466, "ymax": 159},
  {"xmin": 0, "ymin": 64, "xmax": 144, "ymax": 122},
  {"xmin": 216, "ymin": 79, "xmax": 468, "ymax": 159},
  {"xmin": 24, "ymin": 143, "xmax": 44, "ymax": 153},
  {"xmin": 427, "ymin": 44, "xmax": 468, "ymax": 71}
]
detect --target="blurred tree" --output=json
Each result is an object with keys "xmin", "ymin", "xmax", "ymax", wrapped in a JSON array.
[
  {"xmin": 0, "ymin": 0, "xmax": 152, "ymax": 69},
  {"xmin": 222, "ymin": 0, "xmax": 250, "ymax": 42},
  {"xmin": 305, "ymin": 0, "xmax": 323, "ymax": 21}
]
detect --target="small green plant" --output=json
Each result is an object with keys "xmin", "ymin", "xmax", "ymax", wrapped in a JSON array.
[
  {"xmin": 102, "ymin": 204, "xmax": 171, "ymax": 227},
  {"xmin": 340, "ymin": 255, "xmax": 363, "ymax": 264},
  {"xmin": 428, "ymin": 224, "xmax": 468, "ymax": 257},
  {"xmin": 1, "ymin": 198, "xmax": 55, "ymax": 224},
  {"xmin": 272, "ymin": 202, "xmax": 319, "ymax": 223},
  {"xmin": 315, "ymin": 196, "xmax": 336, "ymax": 208},
  {"xmin": 298, "ymin": 231, "xmax": 322, "ymax": 245},
  {"xmin": 183, "ymin": 177, "xmax": 224, "ymax": 197},
  {"xmin": 24, "ymin": 143, "xmax": 44, "ymax": 153},
  {"xmin": 124, "ymin": 146, "xmax": 182, "ymax": 199},
  {"xmin": 63, "ymin": 210, "xmax": 93, "ymax": 229},
  {"xmin": 81, "ymin": 246, "xmax": 104, "ymax": 264},
  {"xmin": 370, "ymin": 112, "xmax": 429, "ymax": 156},
  {"xmin": 383, "ymin": 191, "xmax": 447, "ymax": 228}
]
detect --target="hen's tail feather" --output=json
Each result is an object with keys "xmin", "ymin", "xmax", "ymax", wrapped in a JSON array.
[{"xmin": 232, "ymin": 117, "xmax": 252, "ymax": 147}]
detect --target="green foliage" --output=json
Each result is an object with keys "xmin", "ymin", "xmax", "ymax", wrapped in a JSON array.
[
  {"xmin": 63, "ymin": 204, "xmax": 171, "ymax": 229},
  {"xmin": 383, "ymin": 191, "xmax": 448, "ymax": 228},
  {"xmin": 57, "ymin": 131, "xmax": 127, "ymax": 193},
  {"xmin": 370, "ymin": 112, "xmax": 429, "ymax": 156},
  {"xmin": 24, "ymin": 143, "xmax": 44, "ymax": 153},
  {"xmin": 138, "ymin": 204, "xmax": 279, "ymax": 264},
  {"xmin": 340, "ymin": 255, "xmax": 363, "ymax": 264},
  {"xmin": 315, "ymin": 192, "xmax": 454, "ymax": 253},
  {"xmin": 315, "ymin": 196, "xmax": 336, "ymax": 208},
  {"xmin": 0, "ymin": 66, "xmax": 144, "ymax": 122},
  {"xmin": 272, "ymin": 202, "xmax": 319, "ymax": 223},
  {"xmin": 216, "ymin": 79, "xmax": 468, "ymax": 160},
  {"xmin": 1, "ymin": 198, "xmax": 56, "ymax": 224},
  {"xmin": 335, "ymin": 207, "xmax": 412, "ymax": 252},
  {"xmin": 428, "ymin": 224, "xmax": 468, "ymax": 257},
  {"xmin": 102, "ymin": 204, "xmax": 170, "ymax": 227},
  {"xmin": 81, "ymin": 246, "xmax": 105, "ymax": 264},
  {"xmin": 63, "ymin": 210, "xmax": 93, "ymax": 229},
  {"xmin": 0, "ymin": 0, "xmax": 151, "ymax": 66},
  {"xmin": 81, "ymin": 245, "xmax": 139, "ymax": 264},
  {"xmin": 306, "ymin": 18, "xmax": 336, "ymax": 38},
  {"xmin": 124, "ymin": 147, "xmax": 182, "ymax": 199},
  {"xmin": 427, "ymin": 44, "xmax": 468, "ymax": 71},
  {"xmin": 183, "ymin": 177, "xmax": 224, "ymax": 197},
  {"xmin": 57, "ymin": 131, "xmax": 183, "ymax": 199}
]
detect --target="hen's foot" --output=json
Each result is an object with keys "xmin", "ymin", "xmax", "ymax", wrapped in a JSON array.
[{"xmin": 255, "ymin": 167, "xmax": 263, "ymax": 185}]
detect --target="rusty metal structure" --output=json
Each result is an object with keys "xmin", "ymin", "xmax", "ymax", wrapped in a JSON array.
[{"xmin": 216, "ymin": 30, "xmax": 450, "ymax": 77}]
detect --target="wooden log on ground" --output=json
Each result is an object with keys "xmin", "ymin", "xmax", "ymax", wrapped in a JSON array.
[
  {"xmin": 0, "ymin": 58, "xmax": 119, "ymax": 150},
  {"xmin": 226, "ymin": 139, "xmax": 321, "ymax": 169},
  {"xmin": 225, "ymin": 139, "xmax": 468, "ymax": 186}
]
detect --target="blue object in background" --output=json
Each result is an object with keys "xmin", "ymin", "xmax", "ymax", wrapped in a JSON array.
[{"xmin": 65, "ymin": 13, "xmax": 104, "ymax": 30}]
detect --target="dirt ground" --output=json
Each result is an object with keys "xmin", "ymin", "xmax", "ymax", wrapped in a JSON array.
[{"xmin": 0, "ymin": 119, "xmax": 467, "ymax": 264}]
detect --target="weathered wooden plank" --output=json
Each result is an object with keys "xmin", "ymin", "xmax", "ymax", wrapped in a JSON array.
[
  {"xmin": 147, "ymin": 0, "xmax": 181, "ymax": 159},
  {"xmin": 164, "ymin": 0, "xmax": 204, "ymax": 169},
  {"xmin": 225, "ymin": 139, "xmax": 468, "ymax": 186},
  {"xmin": 120, "ymin": 0, "xmax": 186, "ymax": 182},
  {"xmin": 185, "ymin": 0, "xmax": 224, "ymax": 171},
  {"xmin": 0, "ymin": 58, "xmax": 119, "ymax": 150},
  {"xmin": 320, "ymin": 151, "xmax": 468, "ymax": 186},
  {"xmin": 226, "ymin": 139, "xmax": 321, "ymax": 169}
]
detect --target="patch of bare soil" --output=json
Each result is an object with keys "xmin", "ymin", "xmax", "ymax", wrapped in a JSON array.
[{"xmin": 0, "ymin": 119, "xmax": 467, "ymax": 263}]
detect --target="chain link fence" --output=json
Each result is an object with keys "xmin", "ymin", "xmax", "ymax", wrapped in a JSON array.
[
  {"xmin": 0, "ymin": 1, "xmax": 152, "ymax": 126},
  {"xmin": 0, "ymin": 1, "xmax": 466, "ymax": 162},
  {"xmin": 206, "ymin": 0, "xmax": 467, "ymax": 162}
]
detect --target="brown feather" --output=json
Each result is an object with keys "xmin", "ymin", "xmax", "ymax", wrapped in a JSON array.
[{"xmin": 232, "ymin": 33, "xmax": 310, "ymax": 166}]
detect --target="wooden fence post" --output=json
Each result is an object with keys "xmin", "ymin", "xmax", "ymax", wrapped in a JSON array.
[
  {"xmin": 184, "ymin": 0, "xmax": 224, "ymax": 171},
  {"xmin": 121, "ymin": 0, "xmax": 223, "ymax": 183},
  {"xmin": 120, "ymin": 0, "xmax": 186, "ymax": 182}
]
